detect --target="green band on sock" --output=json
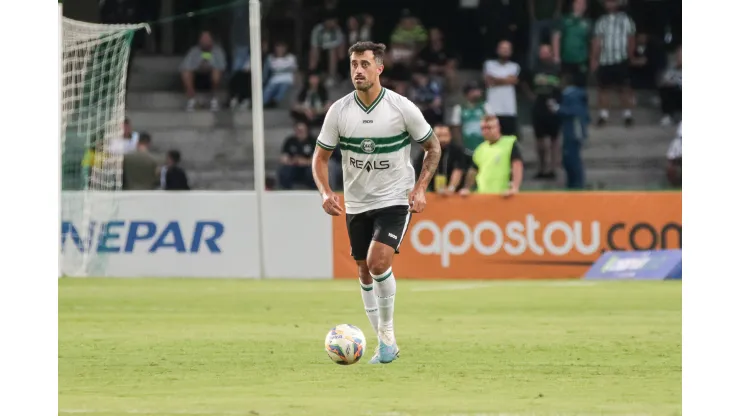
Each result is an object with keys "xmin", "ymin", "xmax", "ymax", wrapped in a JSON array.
[
  {"xmin": 373, "ymin": 269, "xmax": 392, "ymax": 282},
  {"xmin": 360, "ymin": 283, "xmax": 373, "ymax": 291}
]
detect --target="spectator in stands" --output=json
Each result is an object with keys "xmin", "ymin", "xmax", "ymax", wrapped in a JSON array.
[
  {"xmin": 110, "ymin": 117, "xmax": 140, "ymax": 154},
  {"xmin": 552, "ymin": 0, "xmax": 591, "ymax": 87},
  {"xmin": 413, "ymin": 124, "xmax": 466, "ymax": 195},
  {"xmin": 309, "ymin": 15, "xmax": 345, "ymax": 87},
  {"xmin": 450, "ymin": 81, "xmax": 492, "ymax": 161},
  {"xmin": 278, "ymin": 122, "xmax": 316, "ymax": 190},
  {"xmin": 180, "ymin": 31, "xmax": 227, "ymax": 112},
  {"xmin": 390, "ymin": 10, "xmax": 428, "ymax": 52},
  {"xmin": 523, "ymin": 44, "xmax": 561, "ymax": 180},
  {"xmin": 388, "ymin": 10, "xmax": 427, "ymax": 90},
  {"xmin": 666, "ymin": 122, "xmax": 681, "ymax": 187},
  {"xmin": 658, "ymin": 45, "xmax": 682, "ymax": 126},
  {"xmin": 418, "ymin": 28, "xmax": 457, "ymax": 91},
  {"xmin": 122, "ymin": 133, "xmax": 159, "ymax": 190},
  {"xmin": 483, "ymin": 40, "xmax": 521, "ymax": 137},
  {"xmin": 228, "ymin": 46, "xmax": 252, "ymax": 110},
  {"xmin": 409, "ymin": 68, "xmax": 444, "ymax": 125},
  {"xmin": 551, "ymin": 73, "xmax": 589, "ymax": 189},
  {"xmin": 382, "ymin": 52, "xmax": 412, "ymax": 97},
  {"xmin": 591, "ymin": 0, "xmax": 636, "ymax": 126},
  {"xmin": 290, "ymin": 72, "xmax": 331, "ymax": 128},
  {"xmin": 460, "ymin": 115, "xmax": 523, "ymax": 196},
  {"xmin": 160, "ymin": 150, "xmax": 190, "ymax": 191},
  {"xmin": 346, "ymin": 15, "xmax": 373, "ymax": 45},
  {"xmin": 630, "ymin": 33, "xmax": 666, "ymax": 91},
  {"xmin": 528, "ymin": 0, "xmax": 563, "ymax": 70},
  {"xmin": 263, "ymin": 41, "xmax": 298, "ymax": 108}
]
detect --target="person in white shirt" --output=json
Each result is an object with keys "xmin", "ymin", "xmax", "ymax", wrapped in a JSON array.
[
  {"xmin": 263, "ymin": 41, "xmax": 298, "ymax": 107},
  {"xmin": 666, "ymin": 122, "xmax": 681, "ymax": 187},
  {"xmin": 109, "ymin": 117, "xmax": 139, "ymax": 155},
  {"xmin": 483, "ymin": 40, "xmax": 521, "ymax": 137}
]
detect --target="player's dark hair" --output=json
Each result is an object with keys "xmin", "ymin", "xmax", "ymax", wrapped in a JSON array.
[
  {"xmin": 167, "ymin": 150, "xmax": 181, "ymax": 164},
  {"xmin": 348, "ymin": 41, "xmax": 386, "ymax": 65}
]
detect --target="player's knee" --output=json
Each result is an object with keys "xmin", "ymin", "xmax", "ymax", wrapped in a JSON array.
[
  {"xmin": 356, "ymin": 261, "xmax": 373, "ymax": 285},
  {"xmin": 366, "ymin": 258, "xmax": 391, "ymax": 277}
]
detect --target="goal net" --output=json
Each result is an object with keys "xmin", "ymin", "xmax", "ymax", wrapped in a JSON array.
[{"xmin": 60, "ymin": 15, "xmax": 149, "ymax": 277}]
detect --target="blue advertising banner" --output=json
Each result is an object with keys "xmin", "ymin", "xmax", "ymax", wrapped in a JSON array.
[{"xmin": 584, "ymin": 250, "xmax": 682, "ymax": 280}]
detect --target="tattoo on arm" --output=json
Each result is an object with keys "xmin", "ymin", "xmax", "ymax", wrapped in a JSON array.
[{"xmin": 415, "ymin": 133, "xmax": 442, "ymax": 190}]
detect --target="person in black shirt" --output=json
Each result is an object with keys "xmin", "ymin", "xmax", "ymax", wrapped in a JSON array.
[
  {"xmin": 278, "ymin": 122, "xmax": 317, "ymax": 190},
  {"xmin": 524, "ymin": 44, "xmax": 562, "ymax": 180},
  {"xmin": 163, "ymin": 150, "xmax": 190, "ymax": 191},
  {"xmin": 413, "ymin": 124, "xmax": 466, "ymax": 195},
  {"xmin": 417, "ymin": 28, "xmax": 457, "ymax": 89},
  {"xmin": 290, "ymin": 72, "xmax": 331, "ymax": 128}
]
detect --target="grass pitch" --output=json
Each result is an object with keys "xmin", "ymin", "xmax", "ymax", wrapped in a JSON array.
[{"xmin": 59, "ymin": 279, "xmax": 681, "ymax": 416}]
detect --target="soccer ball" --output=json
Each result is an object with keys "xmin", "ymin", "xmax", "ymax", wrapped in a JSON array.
[{"xmin": 325, "ymin": 324, "xmax": 367, "ymax": 365}]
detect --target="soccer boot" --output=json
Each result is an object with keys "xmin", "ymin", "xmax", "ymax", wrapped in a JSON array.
[
  {"xmin": 368, "ymin": 344, "xmax": 400, "ymax": 364},
  {"xmin": 368, "ymin": 331, "xmax": 400, "ymax": 364}
]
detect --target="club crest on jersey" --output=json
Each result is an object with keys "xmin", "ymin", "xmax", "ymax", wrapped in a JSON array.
[{"xmin": 360, "ymin": 139, "xmax": 375, "ymax": 154}]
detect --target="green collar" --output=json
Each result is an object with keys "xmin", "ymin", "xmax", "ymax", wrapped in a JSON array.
[{"xmin": 354, "ymin": 87, "xmax": 386, "ymax": 114}]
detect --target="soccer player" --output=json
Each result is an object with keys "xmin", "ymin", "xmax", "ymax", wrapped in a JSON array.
[{"xmin": 311, "ymin": 41, "xmax": 442, "ymax": 364}]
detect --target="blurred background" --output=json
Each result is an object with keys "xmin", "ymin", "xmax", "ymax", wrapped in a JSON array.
[{"xmin": 63, "ymin": 0, "xmax": 682, "ymax": 192}]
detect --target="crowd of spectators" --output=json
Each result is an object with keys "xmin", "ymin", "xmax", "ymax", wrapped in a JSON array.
[
  {"xmin": 168, "ymin": 0, "xmax": 680, "ymax": 191},
  {"xmin": 83, "ymin": 118, "xmax": 191, "ymax": 191}
]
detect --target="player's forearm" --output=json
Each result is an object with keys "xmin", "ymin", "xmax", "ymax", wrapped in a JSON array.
[
  {"xmin": 311, "ymin": 154, "xmax": 332, "ymax": 196},
  {"xmin": 415, "ymin": 134, "xmax": 441, "ymax": 191}
]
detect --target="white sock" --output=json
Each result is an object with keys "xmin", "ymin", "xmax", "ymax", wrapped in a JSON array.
[
  {"xmin": 371, "ymin": 267, "xmax": 397, "ymax": 345},
  {"xmin": 359, "ymin": 279, "xmax": 379, "ymax": 336},
  {"xmin": 623, "ymin": 109, "xmax": 632, "ymax": 118},
  {"xmin": 600, "ymin": 109, "xmax": 609, "ymax": 119}
]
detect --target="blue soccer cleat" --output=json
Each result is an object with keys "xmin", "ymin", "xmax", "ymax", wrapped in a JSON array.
[{"xmin": 368, "ymin": 337, "xmax": 400, "ymax": 364}]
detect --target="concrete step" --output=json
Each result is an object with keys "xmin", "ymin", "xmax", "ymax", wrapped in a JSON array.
[
  {"xmin": 126, "ymin": 108, "xmax": 295, "ymax": 129},
  {"xmin": 522, "ymin": 167, "xmax": 668, "ymax": 191}
]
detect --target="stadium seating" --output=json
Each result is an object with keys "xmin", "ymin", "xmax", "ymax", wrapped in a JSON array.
[{"xmin": 126, "ymin": 57, "xmax": 676, "ymax": 190}]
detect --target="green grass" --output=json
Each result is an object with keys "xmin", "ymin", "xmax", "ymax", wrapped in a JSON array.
[{"xmin": 59, "ymin": 279, "xmax": 681, "ymax": 416}]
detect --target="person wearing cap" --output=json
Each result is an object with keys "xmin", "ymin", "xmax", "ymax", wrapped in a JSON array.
[{"xmin": 449, "ymin": 81, "xmax": 494, "ymax": 167}]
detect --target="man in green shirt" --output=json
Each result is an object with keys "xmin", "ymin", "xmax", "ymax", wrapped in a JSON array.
[
  {"xmin": 449, "ymin": 82, "xmax": 492, "ymax": 159},
  {"xmin": 552, "ymin": 0, "xmax": 592, "ymax": 87},
  {"xmin": 528, "ymin": 0, "xmax": 564, "ymax": 70},
  {"xmin": 460, "ymin": 115, "xmax": 524, "ymax": 196}
]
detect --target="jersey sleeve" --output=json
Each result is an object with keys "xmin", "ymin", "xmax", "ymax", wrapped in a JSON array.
[
  {"xmin": 400, "ymin": 97, "xmax": 434, "ymax": 144},
  {"xmin": 316, "ymin": 102, "xmax": 341, "ymax": 150}
]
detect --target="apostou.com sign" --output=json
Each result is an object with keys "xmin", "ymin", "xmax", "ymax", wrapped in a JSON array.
[{"xmin": 332, "ymin": 193, "xmax": 681, "ymax": 279}]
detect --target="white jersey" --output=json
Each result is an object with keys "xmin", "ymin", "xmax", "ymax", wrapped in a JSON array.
[{"xmin": 317, "ymin": 87, "xmax": 433, "ymax": 214}]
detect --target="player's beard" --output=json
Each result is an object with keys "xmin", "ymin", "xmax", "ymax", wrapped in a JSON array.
[{"xmin": 354, "ymin": 78, "xmax": 374, "ymax": 92}]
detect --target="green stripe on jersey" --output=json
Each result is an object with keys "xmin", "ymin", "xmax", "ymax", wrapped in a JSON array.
[
  {"xmin": 339, "ymin": 132, "xmax": 409, "ymax": 146},
  {"xmin": 339, "ymin": 137, "xmax": 410, "ymax": 154},
  {"xmin": 316, "ymin": 140, "xmax": 335, "ymax": 150},
  {"xmin": 416, "ymin": 127, "xmax": 433, "ymax": 143}
]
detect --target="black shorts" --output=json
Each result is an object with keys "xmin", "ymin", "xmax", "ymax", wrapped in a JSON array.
[
  {"xmin": 598, "ymin": 61, "xmax": 630, "ymax": 88},
  {"xmin": 532, "ymin": 108, "xmax": 560, "ymax": 140},
  {"xmin": 497, "ymin": 115, "xmax": 518, "ymax": 137},
  {"xmin": 346, "ymin": 205, "xmax": 412, "ymax": 261}
]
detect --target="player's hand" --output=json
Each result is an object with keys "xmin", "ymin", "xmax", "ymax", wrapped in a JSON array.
[
  {"xmin": 408, "ymin": 187, "xmax": 427, "ymax": 213},
  {"xmin": 503, "ymin": 187, "xmax": 519, "ymax": 198},
  {"xmin": 458, "ymin": 188, "xmax": 471, "ymax": 197},
  {"xmin": 321, "ymin": 192, "xmax": 343, "ymax": 216}
]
